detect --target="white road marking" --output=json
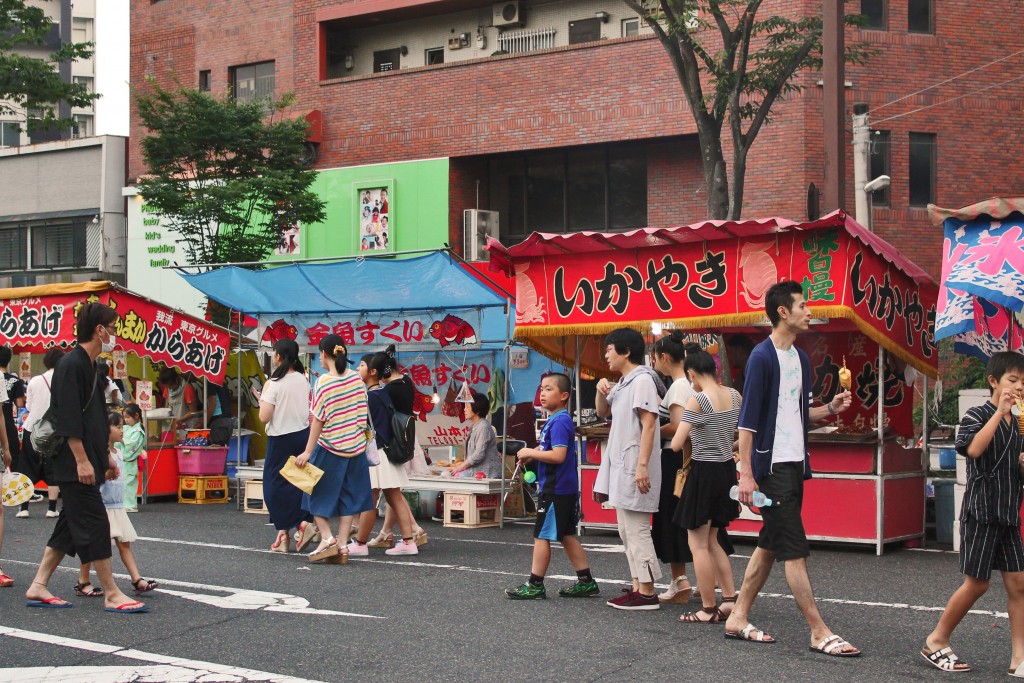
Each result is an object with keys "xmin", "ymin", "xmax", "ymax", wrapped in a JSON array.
[
  {"xmin": 2, "ymin": 536, "xmax": 997, "ymax": 620},
  {"xmin": 0, "ymin": 559, "xmax": 383, "ymax": 620},
  {"xmin": 0, "ymin": 665, "xmax": 258, "ymax": 682},
  {"xmin": 0, "ymin": 626, "xmax": 324, "ymax": 683}
]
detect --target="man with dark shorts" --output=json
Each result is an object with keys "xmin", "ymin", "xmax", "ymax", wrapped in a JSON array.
[
  {"xmin": 725, "ymin": 281, "xmax": 857, "ymax": 655},
  {"xmin": 23, "ymin": 303, "xmax": 148, "ymax": 613}
]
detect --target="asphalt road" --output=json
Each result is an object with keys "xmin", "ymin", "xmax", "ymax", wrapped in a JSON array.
[{"xmin": 0, "ymin": 497, "xmax": 1016, "ymax": 682}]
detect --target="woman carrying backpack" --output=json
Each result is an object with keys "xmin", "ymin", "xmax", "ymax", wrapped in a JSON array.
[
  {"xmin": 350, "ymin": 352, "xmax": 419, "ymax": 556},
  {"xmin": 367, "ymin": 346, "xmax": 428, "ymax": 549}
]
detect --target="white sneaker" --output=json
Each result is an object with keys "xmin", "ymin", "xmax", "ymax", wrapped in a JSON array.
[
  {"xmin": 385, "ymin": 539, "xmax": 419, "ymax": 556},
  {"xmin": 45, "ymin": 510, "xmax": 59, "ymax": 518},
  {"xmin": 15, "ymin": 510, "xmax": 29, "ymax": 519},
  {"xmin": 346, "ymin": 540, "xmax": 369, "ymax": 557}
]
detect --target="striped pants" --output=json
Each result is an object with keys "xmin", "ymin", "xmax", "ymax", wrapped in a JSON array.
[{"xmin": 959, "ymin": 517, "xmax": 1024, "ymax": 580}]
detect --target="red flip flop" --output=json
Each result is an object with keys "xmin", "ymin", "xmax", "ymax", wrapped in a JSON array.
[{"xmin": 0, "ymin": 572, "xmax": 13, "ymax": 588}]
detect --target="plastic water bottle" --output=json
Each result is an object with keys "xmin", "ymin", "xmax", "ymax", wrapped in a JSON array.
[{"xmin": 730, "ymin": 485, "xmax": 773, "ymax": 507}]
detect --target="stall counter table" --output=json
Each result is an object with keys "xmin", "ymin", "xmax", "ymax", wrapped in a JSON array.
[{"xmin": 729, "ymin": 436, "xmax": 925, "ymax": 555}]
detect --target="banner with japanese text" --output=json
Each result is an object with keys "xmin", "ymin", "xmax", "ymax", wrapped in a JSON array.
[
  {"xmin": 0, "ymin": 286, "xmax": 230, "ymax": 384},
  {"xmin": 513, "ymin": 226, "xmax": 937, "ymax": 377},
  {"xmin": 797, "ymin": 331, "xmax": 914, "ymax": 438},
  {"xmin": 258, "ymin": 310, "xmax": 483, "ymax": 353},
  {"xmin": 308, "ymin": 349, "xmax": 499, "ymax": 448}
]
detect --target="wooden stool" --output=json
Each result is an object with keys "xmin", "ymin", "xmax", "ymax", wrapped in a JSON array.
[
  {"xmin": 178, "ymin": 475, "xmax": 229, "ymax": 504},
  {"xmin": 443, "ymin": 492, "xmax": 501, "ymax": 528},
  {"xmin": 243, "ymin": 479, "xmax": 269, "ymax": 514}
]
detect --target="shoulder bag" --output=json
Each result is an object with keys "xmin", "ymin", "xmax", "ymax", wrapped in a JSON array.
[{"xmin": 31, "ymin": 373, "xmax": 99, "ymax": 462}]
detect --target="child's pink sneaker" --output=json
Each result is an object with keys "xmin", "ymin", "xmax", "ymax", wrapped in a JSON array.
[{"xmin": 384, "ymin": 539, "xmax": 419, "ymax": 556}]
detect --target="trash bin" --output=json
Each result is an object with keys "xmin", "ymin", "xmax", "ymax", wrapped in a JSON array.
[{"xmin": 934, "ymin": 479, "xmax": 955, "ymax": 545}]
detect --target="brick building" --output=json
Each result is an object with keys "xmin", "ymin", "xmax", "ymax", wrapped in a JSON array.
[{"xmin": 128, "ymin": 0, "xmax": 1024, "ymax": 281}]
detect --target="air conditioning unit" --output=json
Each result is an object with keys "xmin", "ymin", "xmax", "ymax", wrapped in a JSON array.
[
  {"xmin": 493, "ymin": 1, "xmax": 523, "ymax": 28},
  {"xmin": 463, "ymin": 209, "xmax": 500, "ymax": 262}
]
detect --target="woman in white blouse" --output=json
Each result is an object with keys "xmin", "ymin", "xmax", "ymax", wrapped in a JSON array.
[{"xmin": 255, "ymin": 339, "xmax": 317, "ymax": 553}]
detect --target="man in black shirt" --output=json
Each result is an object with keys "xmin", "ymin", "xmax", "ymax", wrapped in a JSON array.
[{"xmin": 24, "ymin": 303, "xmax": 149, "ymax": 613}]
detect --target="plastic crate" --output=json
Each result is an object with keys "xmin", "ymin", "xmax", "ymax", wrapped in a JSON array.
[
  {"xmin": 178, "ymin": 475, "xmax": 229, "ymax": 504},
  {"xmin": 176, "ymin": 446, "xmax": 229, "ymax": 475}
]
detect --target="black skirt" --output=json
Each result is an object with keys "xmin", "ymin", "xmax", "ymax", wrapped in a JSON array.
[
  {"xmin": 674, "ymin": 459, "xmax": 740, "ymax": 531},
  {"xmin": 652, "ymin": 448, "xmax": 693, "ymax": 564}
]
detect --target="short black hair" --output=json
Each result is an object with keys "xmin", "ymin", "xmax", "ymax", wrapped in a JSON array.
[
  {"xmin": 604, "ymin": 328, "xmax": 646, "ymax": 364},
  {"xmin": 43, "ymin": 348, "xmax": 65, "ymax": 369},
  {"xmin": 469, "ymin": 390, "xmax": 490, "ymax": 418},
  {"xmin": 765, "ymin": 280, "xmax": 804, "ymax": 326},
  {"xmin": 544, "ymin": 372, "xmax": 572, "ymax": 395},
  {"xmin": 0, "ymin": 345, "xmax": 10, "ymax": 368},
  {"xmin": 77, "ymin": 302, "xmax": 118, "ymax": 344},
  {"xmin": 987, "ymin": 351, "xmax": 1024, "ymax": 392},
  {"xmin": 107, "ymin": 411, "xmax": 124, "ymax": 428}
]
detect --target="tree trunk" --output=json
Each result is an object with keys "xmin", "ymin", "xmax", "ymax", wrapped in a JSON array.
[
  {"xmin": 699, "ymin": 131, "xmax": 730, "ymax": 220},
  {"xmin": 729, "ymin": 145, "xmax": 749, "ymax": 221}
]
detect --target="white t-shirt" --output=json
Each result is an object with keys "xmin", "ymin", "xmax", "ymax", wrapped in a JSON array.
[
  {"xmin": 23, "ymin": 370, "xmax": 54, "ymax": 433},
  {"xmin": 659, "ymin": 377, "xmax": 694, "ymax": 449},
  {"xmin": 260, "ymin": 371, "xmax": 312, "ymax": 437},
  {"xmin": 772, "ymin": 347, "xmax": 805, "ymax": 464}
]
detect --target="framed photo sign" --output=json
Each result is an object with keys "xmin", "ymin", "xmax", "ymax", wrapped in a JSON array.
[{"xmin": 355, "ymin": 181, "xmax": 394, "ymax": 253}]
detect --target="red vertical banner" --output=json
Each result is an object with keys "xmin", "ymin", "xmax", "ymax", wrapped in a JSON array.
[{"xmin": 798, "ymin": 331, "xmax": 914, "ymax": 437}]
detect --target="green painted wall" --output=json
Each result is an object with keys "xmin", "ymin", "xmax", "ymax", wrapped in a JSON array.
[{"xmin": 269, "ymin": 158, "xmax": 450, "ymax": 261}]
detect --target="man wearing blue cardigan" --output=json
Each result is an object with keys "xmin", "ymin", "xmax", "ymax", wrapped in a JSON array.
[{"xmin": 724, "ymin": 280, "xmax": 859, "ymax": 657}]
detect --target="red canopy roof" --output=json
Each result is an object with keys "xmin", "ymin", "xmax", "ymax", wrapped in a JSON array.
[{"xmin": 488, "ymin": 210, "xmax": 933, "ymax": 286}]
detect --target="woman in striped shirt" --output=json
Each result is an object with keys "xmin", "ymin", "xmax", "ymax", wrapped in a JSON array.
[
  {"xmin": 671, "ymin": 344, "xmax": 741, "ymax": 623},
  {"xmin": 295, "ymin": 335, "xmax": 374, "ymax": 563}
]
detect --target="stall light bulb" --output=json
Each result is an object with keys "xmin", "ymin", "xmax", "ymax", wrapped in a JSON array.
[{"xmin": 431, "ymin": 387, "xmax": 441, "ymax": 404}]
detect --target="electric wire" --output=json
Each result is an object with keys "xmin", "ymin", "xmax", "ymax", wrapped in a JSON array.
[
  {"xmin": 868, "ymin": 46, "xmax": 1024, "ymax": 114},
  {"xmin": 871, "ymin": 72, "xmax": 1024, "ymax": 125}
]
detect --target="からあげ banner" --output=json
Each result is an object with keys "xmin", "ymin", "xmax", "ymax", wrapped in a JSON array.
[
  {"xmin": 512, "ymin": 226, "xmax": 937, "ymax": 377},
  {"xmin": 0, "ymin": 286, "xmax": 230, "ymax": 384}
]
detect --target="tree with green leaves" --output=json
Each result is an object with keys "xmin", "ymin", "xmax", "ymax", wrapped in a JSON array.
[
  {"xmin": 624, "ymin": 0, "xmax": 869, "ymax": 219},
  {"xmin": 0, "ymin": 0, "xmax": 98, "ymax": 130},
  {"xmin": 136, "ymin": 81, "xmax": 326, "ymax": 267}
]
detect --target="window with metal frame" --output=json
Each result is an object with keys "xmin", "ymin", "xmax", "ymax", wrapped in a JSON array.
[
  {"xmin": 230, "ymin": 62, "xmax": 275, "ymax": 104},
  {"xmin": 908, "ymin": 132, "xmax": 936, "ymax": 207},
  {"xmin": 860, "ymin": 0, "xmax": 886, "ymax": 29},
  {"xmin": 869, "ymin": 130, "xmax": 891, "ymax": 206},
  {"xmin": 0, "ymin": 227, "xmax": 27, "ymax": 270},
  {"xmin": 31, "ymin": 223, "xmax": 87, "ymax": 268}
]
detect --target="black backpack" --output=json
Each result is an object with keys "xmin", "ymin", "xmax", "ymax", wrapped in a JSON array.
[{"xmin": 386, "ymin": 409, "xmax": 416, "ymax": 465}]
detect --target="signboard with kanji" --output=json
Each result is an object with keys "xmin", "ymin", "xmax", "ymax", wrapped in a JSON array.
[
  {"xmin": 510, "ymin": 225, "xmax": 938, "ymax": 378},
  {"xmin": 0, "ymin": 284, "xmax": 230, "ymax": 384},
  {"xmin": 259, "ymin": 310, "xmax": 483, "ymax": 353}
]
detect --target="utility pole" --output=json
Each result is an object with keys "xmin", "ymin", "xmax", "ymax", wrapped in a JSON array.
[
  {"xmin": 822, "ymin": 0, "xmax": 845, "ymax": 212},
  {"xmin": 852, "ymin": 103, "xmax": 871, "ymax": 228}
]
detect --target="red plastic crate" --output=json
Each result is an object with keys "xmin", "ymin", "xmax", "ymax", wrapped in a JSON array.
[{"xmin": 176, "ymin": 446, "xmax": 229, "ymax": 475}]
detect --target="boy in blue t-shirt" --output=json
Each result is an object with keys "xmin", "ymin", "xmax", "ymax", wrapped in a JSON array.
[{"xmin": 505, "ymin": 373, "xmax": 597, "ymax": 599}]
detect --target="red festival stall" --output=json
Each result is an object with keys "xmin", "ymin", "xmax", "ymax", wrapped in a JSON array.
[
  {"xmin": 0, "ymin": 281, "xmax": 231, "ymax": 498},
  {"xmin": 488, "ymin": 210, "xmax": 939, "ymax": 554}
]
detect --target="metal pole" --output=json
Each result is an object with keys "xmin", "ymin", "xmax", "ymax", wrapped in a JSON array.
[
  {"xmin": 203, "ymin": 377, "xmax": 208, "ymax": 429},
  {"xmin": 500, "ymin": 297, "xmax": 511, "ymax": 529},
  {"xmin": 876, "ymin": 345, "xmax": 885, "ymax": 556},
  {"xmin": 853, "ymin": 104, "xmax": 871, "ymax": 226},
  {"xmin": 921, "ymin": 375, "xmax": 929, "ymax": 545},
  {"xmin": 574, "ymin": 335, "xmax": 583, "ymax": 535},
  {"xmin": 823, "ymin": 0, "xmax": 846, "ymax": 212}
]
